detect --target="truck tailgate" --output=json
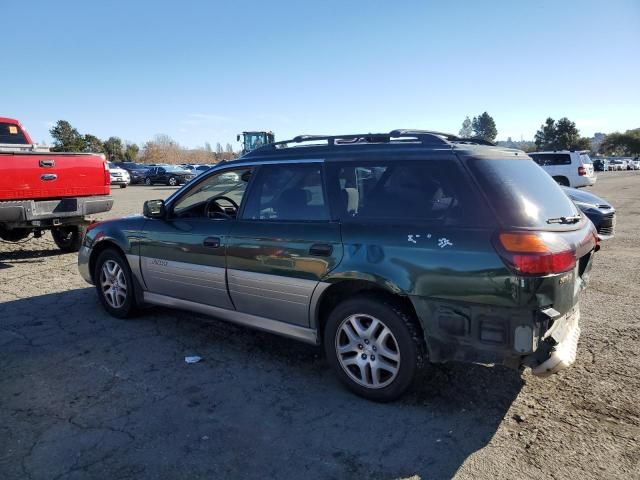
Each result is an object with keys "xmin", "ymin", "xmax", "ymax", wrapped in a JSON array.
[{"xmin": 0, "ymin": 152, "xmax": 110, "ymax": 200}]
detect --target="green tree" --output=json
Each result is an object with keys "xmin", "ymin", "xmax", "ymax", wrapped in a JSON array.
[
  {"xmin": 600, "ymin": 129, "xmax": 640, "ymax": 156},
  {"xmin": 124, "ymin": 143, "xmax": 139, "ymax": 161},
  {"xmin": 459, "ymin": 116, "xmax": 473, "ymax": 137},
  {"xmin": 534, "ymin": 117, "xmax": 591, "ymax": 151},
  {"xmin": 103, "ymin": 136, "xmax": 124, "ymax": 161},
  {"xmin": 49, "ymin": 120, "xmax": 84, "ymax": 152},
  {"xmin": 471, "ymin": 112, "xmax": 497, "ymax": 142},
  {"xmin": 82, "ymin": 134, "xmax": 104, "ymax": 153}
]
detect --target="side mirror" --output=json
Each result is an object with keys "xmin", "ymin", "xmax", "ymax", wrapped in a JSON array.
[{"xmin": 143, "ymin": 199, "xmax": 166, "ymax": 218}]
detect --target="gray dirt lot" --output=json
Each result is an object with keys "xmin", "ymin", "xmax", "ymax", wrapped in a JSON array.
[{"xmin": 1, "ymin": 174, "xmax": 639, "ymax": 480}]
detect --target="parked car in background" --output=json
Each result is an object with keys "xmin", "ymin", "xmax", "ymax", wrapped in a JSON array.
[
  {"xmin": 562, "ymin": 186, "xmax": 615, "ymax": 240},
  {"xmin": 627, "ymin": 158, "xmax": 640, "ymax": 170},
  {"xmin": 528, "ymin": 150, "xmax": 596, "ymax": 187},
  {"xmin": 593, "ymin": 159, "xmax": 608, "ymax": 172},
  {"xmin": 0, "ymin": 117, "xmax": 112, "ymax": 252},
  {"xmin": 194, "ymin": 164, "xmax": 213, "ymax": 176},
  {"xmin": 108, "ymin": 162, "xmax": 130, "ymax": 188},
  {"xmin": 608, "ymin": 159, "xmax": 627, "ymax": 171},
  {"xmin": 120, "ymin": 162, "xmax": 150, "ymax": 184},
  {"xmin": 79, "ymin": 130, "xmax": 599, "ymax": 401},
  {"xmin": 143, "ymin": 165, "xmax": 195, "ymax": 186}
]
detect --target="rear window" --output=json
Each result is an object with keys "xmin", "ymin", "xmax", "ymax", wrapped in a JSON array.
[
  {"xmin": 327, "ymin": 159, "xmax": 490, "ymax": 226},
  {"xmin": 529, "ymin": 153, "xmax": 571, "ymax": 166},
  {"xmin": 579, "ymin": 153, "xmax": 592, "ymax": 164},
  {"xmin": 467, "ymin": 159, "xmax": 580, "ymax": 228},
  {"xmin": 0, "ymin": 122, "xmax": 29, "ymax": 144}
]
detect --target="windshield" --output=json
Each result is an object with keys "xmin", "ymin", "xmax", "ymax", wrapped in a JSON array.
[
  {"xmin": 164, "ymin": 165, "xmax": 186, "ymax": 172},
  {"xmin": 467, "ymin": 158, "xmax": 581, "ymax": 228}
]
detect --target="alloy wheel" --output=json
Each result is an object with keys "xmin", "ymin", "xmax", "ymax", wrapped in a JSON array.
[
  {"xmin": 99, "ymin": 259, "xmax": 128, "ymax": 308},
  {"xmin": 335, "ymin": 314, "xmax": 401, "ymax": 389}
]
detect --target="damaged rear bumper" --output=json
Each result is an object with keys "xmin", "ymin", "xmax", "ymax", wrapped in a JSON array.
[{"xmin": 526, "ymin": 307, "xmax": 581, "ymax": 377}]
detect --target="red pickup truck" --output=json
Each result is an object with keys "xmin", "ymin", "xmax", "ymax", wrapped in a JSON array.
[{"xmin": 0, "ymin": 117, "xmax": 113, "ymax": 252}]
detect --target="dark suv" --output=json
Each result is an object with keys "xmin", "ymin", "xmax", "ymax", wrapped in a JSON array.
[{"xmin": 78, "ymin": 130, "xmax": 599, "ymax": 401}]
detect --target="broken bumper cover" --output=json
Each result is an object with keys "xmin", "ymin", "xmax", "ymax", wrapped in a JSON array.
[{"xmin": 529, "ymin": 307, "xmax": 581, "ymax": 377}]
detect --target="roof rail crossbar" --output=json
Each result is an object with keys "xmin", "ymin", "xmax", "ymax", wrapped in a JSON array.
[{"xmin": 248, "ymin": 130, "xmax": 496, "ymax": 155}]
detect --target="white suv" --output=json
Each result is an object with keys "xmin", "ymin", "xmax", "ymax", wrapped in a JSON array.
[{"xmin": 528, "ymin": 151, "xmax": 596, "ymax": 188}]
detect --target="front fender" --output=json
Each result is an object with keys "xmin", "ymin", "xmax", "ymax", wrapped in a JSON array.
[{"xmin": 80, "ymin": 215, "xmax": 146, "ymax": 284}]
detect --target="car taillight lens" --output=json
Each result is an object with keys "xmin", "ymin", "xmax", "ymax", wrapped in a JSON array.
[
  {"xmin": 104, "ymin": 161, "xmax": 111, "ymax": 186},
  {"xmin": 495, "ymin": 231, "xmax": 576, "ymax": 275},
  {"xmin": 578, "ymin": 166, "xmax": 586, "ymax": 176}
]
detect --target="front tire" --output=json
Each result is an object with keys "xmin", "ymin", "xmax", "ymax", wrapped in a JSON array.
[
  {"xmin": 144, "ymin": 178, "xmax": 152, "ymax": 186},
  {"xmin": 51, "ymin": 225, "xmax": 84, "ymax": 252},
  {"xmin": 323, "ymin": 296, "xmax": 423, "ymax": 402},
  {"xmin": 94, "ymin": 249, "xmax": 136, "ymax": 318},
  {"xmin": 168, "ymin": 176, "xmax": 178, "ymax": 186}
]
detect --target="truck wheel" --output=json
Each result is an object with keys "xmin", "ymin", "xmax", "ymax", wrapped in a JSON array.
[
  {"xmin": 0, "ymin": 227, "xmax": 30, "ymax": 242},
  {"xmin": 323, "ymin": 296, "xmax": 424, "ymax": 402},
  {"xmin": 168, "ymin": 176, "xmax": 178, "ymax": 186},
  {"xmin": 144, "ymin": 178, "xmax": 152, "ymax": 186},
  {"xmin": 51, "ymin": 226, "xmax": 84, "ymax": 253},
  {"xmin": 94, "ymin": 249, "xmax": 136, "ymax": 318}
]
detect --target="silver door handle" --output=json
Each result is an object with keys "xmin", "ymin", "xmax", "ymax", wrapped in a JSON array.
[{"xmin": 40, "ymin": 174, "xmax": 58, "ymax": 181}]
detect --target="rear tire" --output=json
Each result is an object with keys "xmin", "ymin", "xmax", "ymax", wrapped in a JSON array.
[
  {"xmin": 51, "ymin": 225, "xmax": 84, "ymax": 252},
  {"xmin": 168, "ymin": 176, "xmax": 178, "ymax": 186},
  {"xmin": 144, "ymin": 178, "xmax": 152, "ymax": 186},
  {"xmin": 323, "ymin": 296, "xmax": 424, "ymax": 402},
  {"xmin": 94, "ymin": 249, "xmax": 136, "ymax": 318},
  {"xmin": 553, "ymin": 176, "xmax": 570, "ymax": 187}
]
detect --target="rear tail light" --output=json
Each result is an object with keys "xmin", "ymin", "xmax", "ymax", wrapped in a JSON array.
[
  {"xmin": 494, "ymin": 231, "xmax": 576, "ymax": 275},
  {"xmin": 578, "ymin": 166, "xmax": 586, "ymax": 176},
  {"xmin": 104, "ymin": 161, "xmax": 111, "ymax": 186}
]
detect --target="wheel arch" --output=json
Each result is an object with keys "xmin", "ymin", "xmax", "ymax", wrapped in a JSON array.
[
  {"xmin": 312, "ymin": 278, "xmax": 425, "ymax": 347},
  {"xmin": 552, "ymin": 175, "xmax": 570, "ymax": 186},
  {"xmin": 89, "ymin": 238, "xmax": 145, "ymax": 306},
  {"xmin": 88, "ymin": 239, "xmax": 128, "ymax": 284}
]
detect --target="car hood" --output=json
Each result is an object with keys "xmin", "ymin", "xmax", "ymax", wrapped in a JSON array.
[{"xmin": 562, "ymin": 186, "xmax": 611, "ymax": 208}]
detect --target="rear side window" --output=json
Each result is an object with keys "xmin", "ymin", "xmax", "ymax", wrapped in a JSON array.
[
  {"xmin": 529, "ymin": 153, "xmax": 571, "ymax": 166},
  {"xmin": 328, "ymin": 159, "xmax": 490, "ymax": 226},
  {"xmin": 242, "ymin": 163, "xmax": 329, "ymax": 221},
  {"xmin": 0, "ymin": 122, "xmax": 28, "ymax": 144},
  {"xmin": 467, "ymin": 159, "xmax": 580, "ymax": 228}
]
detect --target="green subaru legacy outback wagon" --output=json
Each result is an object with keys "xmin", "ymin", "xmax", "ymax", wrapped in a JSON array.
[{"xmin": 79, "ymin": 130, "xmax": 599, "ymax": 401}]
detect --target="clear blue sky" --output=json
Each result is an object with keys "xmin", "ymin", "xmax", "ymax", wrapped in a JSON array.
[{"xmin": 2, "ymin": 0, "xmax": 639, "ymax": 148}]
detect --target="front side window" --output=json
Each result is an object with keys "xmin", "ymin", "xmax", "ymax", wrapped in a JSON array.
[
  {"xmin": 328, "ymin": 159, "xmax": 486, "ymax": 225},
  {"xmin": 172, "ymin": 168, "xmax": 252, "ymax": 218},
  {"xmin": 242, "ymin": 163, "xmax": 329, "ymax": 221}
]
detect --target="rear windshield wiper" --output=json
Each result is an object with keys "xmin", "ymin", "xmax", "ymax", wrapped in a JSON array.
[{"xmin": 546, "ymin": 215, "xmax": 581, "ymax": 224}]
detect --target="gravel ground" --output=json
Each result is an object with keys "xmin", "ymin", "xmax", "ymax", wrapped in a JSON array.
[{"xmin": 1, "ymin": 174, "xmax": 639, "ymax": 480}]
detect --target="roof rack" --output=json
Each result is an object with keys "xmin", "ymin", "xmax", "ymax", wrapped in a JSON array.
[{"xmin": 246, "ymin": 129, "xmax": 496, "ymax": 156}]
